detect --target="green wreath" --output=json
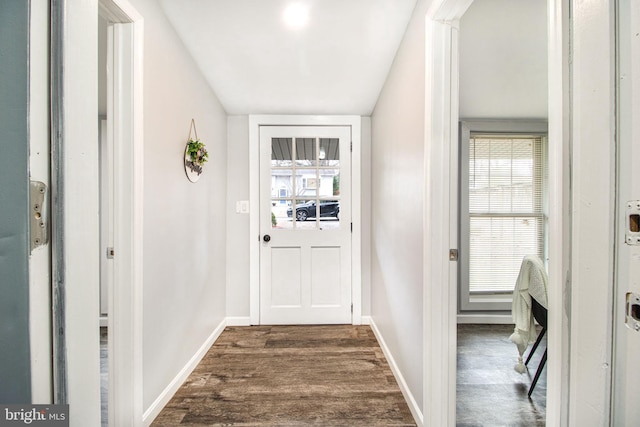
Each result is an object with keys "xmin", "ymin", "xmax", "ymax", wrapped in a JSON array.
[{"xmin": 186, "ymin": 138, "xmax": 209, "ymax": 166}]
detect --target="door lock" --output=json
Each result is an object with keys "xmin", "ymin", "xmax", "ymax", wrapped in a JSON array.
[{"xmin": 263, "ymin": 234, "xmax": 271, "ymax": 243}]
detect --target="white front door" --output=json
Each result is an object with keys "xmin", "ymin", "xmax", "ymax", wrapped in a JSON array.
[
  {"xmin": 612, "ymin": 0, "xmax": 640, "ymax": 424},
  {"xmin": 259, "ymin": 125, "xmax": 352, "ymax": 324}
]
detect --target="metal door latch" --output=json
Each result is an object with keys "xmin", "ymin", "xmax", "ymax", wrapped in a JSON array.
[
  {"xmin": 30, "ymin": 181, "xmax": 48, "ymax": 251},
  {"xmin": 625, "ymin": 201, "xmax": 640, "ymax": 245}
]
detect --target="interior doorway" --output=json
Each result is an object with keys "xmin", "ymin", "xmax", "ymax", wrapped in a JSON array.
[{"xmin": 423, "ymin": 0, "xmax": 569, "ymax": 425}]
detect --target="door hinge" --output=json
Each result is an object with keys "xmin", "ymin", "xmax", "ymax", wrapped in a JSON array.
[
  {"xmin": 351, "ymin": 222, "xmax": 353, "ymax": 233},
  {"xmin": 350, "ymin": 141, "xmax": 353, "ymax": 152},
  {"xmin": 351, "ymin": 303, "xmax": 353, "ymax": 313}
]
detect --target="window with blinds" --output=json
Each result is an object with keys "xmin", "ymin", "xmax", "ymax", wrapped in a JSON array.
[{"xmin": 467, "ymin": 135, "xmax": 545, "ymax": 294}]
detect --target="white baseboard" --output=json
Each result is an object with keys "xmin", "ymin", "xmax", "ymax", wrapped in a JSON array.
[
  {"xmin": 368, "ymin": 318, "xmax": 423, "ymax": 427},
  {"xmin": 143, "ymin": 318, "xmax": 227, "ymax": 426},
  {"xmin": 360, "ymin": 315, "xmax": 371, "ymax": 325},
  {"xmin": 225, "ymin": 316, "xmax": 251, "ymax": 326},
  {"xmin": 457, "ymin": 314, "xmax": 513, "ymax": 324}
]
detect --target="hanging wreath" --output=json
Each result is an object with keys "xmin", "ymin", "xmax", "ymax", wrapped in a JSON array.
[
  {"xmin": 184, "ymin": 119, "xmax": 208, "ymax": 182},
  {"xmin": 186, "ymin": 138, "xmax": 208, "ymax": 166}
]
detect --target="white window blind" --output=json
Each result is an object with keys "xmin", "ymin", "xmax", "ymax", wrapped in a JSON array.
[{"xmin": 468, "ymin": 135, "xmax": 544, "ymax": 293}]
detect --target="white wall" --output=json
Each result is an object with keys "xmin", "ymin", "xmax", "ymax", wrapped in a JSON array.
[
  {"xmin": 370, "ymin": 0, "xmax": 430, "ymax": 414},
  {"xmin": 131, "ymin": 0, "xmax": 228, "ymax": 412},
  {"xmin": 226, "ymin": 116, "xmax": 251, "ymax": 319},
  {"xmin": 459, "ymin": 0, "xmax": 548, "ymax": 119},
  {"xmin": 361, "ymin": 117, "xmax": 372, "ymax": 315}
]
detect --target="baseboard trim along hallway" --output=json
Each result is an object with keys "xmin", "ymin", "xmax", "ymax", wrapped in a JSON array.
[
  {"xmin": 143, "ymin": 319, "xmax": 227, "ymax": 426},
  {"xmin": 368, "ymin": 317, "xmax": 424, "ymax": 427}
]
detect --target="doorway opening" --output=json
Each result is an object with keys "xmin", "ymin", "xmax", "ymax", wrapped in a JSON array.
[{"xmin": 423, "ymin": 0, "xmax": 569, "ymax": 425}]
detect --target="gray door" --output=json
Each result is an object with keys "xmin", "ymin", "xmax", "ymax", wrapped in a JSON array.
[{"xmin": 0, "ymin": 0, "xmax": 32, "ymax": 403}]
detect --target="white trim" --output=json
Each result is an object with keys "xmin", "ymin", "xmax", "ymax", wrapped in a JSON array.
[
  {"xmin": 568, "ymin": 0, "xmax": 616, "ymax": 424},
  {"xmin": 248, "ymin": 115, "xmax": 363, "ymax": 325},
  {"xmin": 360, "ymin": 315, "xmax": 371, "ymax": 325},
  {"xmin": 99, "ymin": 1, "xmax": 144, "ymax": 426},
  {"xmin": 456, "ymin": 314, "xmax": 512, "ymax": 324},
  {"xmin": 29, "ymin": 0, "xmax": 53, "ymax": 404},
  {"xmin": 225, "ymin": 316, "xmax": 251, "ymax": 326},
  {"xmin": 546, "ymin": 0, "xmax": 571, "ymax": 424},
  {"xmin": 424, "ymin": 5, "xmax": 465, "ymax": 426},
  {"xmin": 142, "ymin": 319, "xmax": 227, "ymax": 426},
  {"xmin": 369, "ymin": 318, "xmax": 423, "ymax": 427}
]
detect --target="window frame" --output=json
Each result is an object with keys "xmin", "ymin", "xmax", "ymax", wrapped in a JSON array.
[{"xmin": 459, "ymin": 120, "xmax": 548, "ymax": 312}]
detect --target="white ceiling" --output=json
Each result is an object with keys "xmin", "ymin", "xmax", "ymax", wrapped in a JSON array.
[{"xmin": 158, "ymin": 0, "xmax": 417, "ymax": 115}]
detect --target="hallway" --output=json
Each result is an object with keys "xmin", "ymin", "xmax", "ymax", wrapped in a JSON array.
[{"xmin": 151, "ymin": 325, "xmax": 415, "ymax": 426}]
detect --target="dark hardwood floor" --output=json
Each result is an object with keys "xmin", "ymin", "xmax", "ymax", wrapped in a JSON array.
[
  {"xmin": 457, "ymin": 324, "xmax": 547, "ymax": 426},
  {"xmin": 152, "ymin": 325, "xmax": 416, "ymax": 426}
]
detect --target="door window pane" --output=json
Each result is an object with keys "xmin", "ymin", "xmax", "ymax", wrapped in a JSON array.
[
  {"xmin": 271, "ymin": 201, "xmax": 292, "ymax": 230},
  {"xmin": 272, "ymin": 138, "xmax": 292, "ymax": 167},
  {"xmin": 319, "ymin": 138, "xmax": 340, "ymax": 166},
  {"xmin": 271, "ymin": 170, "xmax": 293, "ymax": 197},
  {"xmin": 270, "ymin": 136, "xmax": 342, "ymax": 231},
  {"xmin": 295, "ymin": 138, "xmax": 316, "ymax": 166}
]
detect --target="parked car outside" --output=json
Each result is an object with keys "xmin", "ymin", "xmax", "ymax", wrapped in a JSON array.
[{"xmin": 286, "ymin": 200, "xmax": 339, "ymax": 221}]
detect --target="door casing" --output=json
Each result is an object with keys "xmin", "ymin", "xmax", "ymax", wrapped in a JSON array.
[
  {"xmin": 249, "ymin": 115, "xmax": 363, "ymax": 325},
  {"xmin": 99, "ymin": 1, "xmax": 145, "ymax": 425},
  {"xmin": 423, "ymin": 0, "xmax": 572, "ymax": 425},
  {"xmin": 52, "ymin": 0, "xmax": 144, "ymax": 424}
]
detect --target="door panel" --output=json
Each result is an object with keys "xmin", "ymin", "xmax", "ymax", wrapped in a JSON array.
[
  {"xmin": 271, "ymin": 247, "xmax": 302, "ymax": 307},
  {"xmin": 310, "ymin": 247, "xmax": 341, "ymax": 306},
  {"xmin": 260, "ymin": 126, "xmax": 351, "ymax": 325},
  {"xmin": 613, "ymin": 1, "xmax": 640, "ymax": 424}
]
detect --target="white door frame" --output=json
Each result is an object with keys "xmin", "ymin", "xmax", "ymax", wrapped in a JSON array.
[
  {"xmin": 58, "ymin": 0, "xmax": 144, "ymax": 424},
  {"xmin": 422, "ymin": 0, "xmax": 570, "ymax": 425},
  {"xmin": 29, "ymin": 0, "xmax": 53, "ymax": 403},
  {"xmin": 249, "ymin": 115, "xmax": 363, "ymax": 325},
  {"xmin": 99, "ymin": 1, "xmax": 144, "ymax": 425}
]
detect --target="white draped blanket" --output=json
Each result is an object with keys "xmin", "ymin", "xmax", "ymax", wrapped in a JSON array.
[{"xmin": 509, "ymin": 255, "xmax": 548, "ymax": 373}]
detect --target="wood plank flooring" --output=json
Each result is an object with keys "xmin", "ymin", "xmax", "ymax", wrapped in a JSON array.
[
  {"xmin": 151, "ymin": 325, "xmax": 416, "ymax": 426},
  {"xmin": 457, "ymin": 324, "xmax": 547, "ymax": 426}
]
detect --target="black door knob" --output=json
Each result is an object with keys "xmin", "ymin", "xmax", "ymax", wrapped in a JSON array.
[{"xmin": 263, "ymin": 234, "xmax": 271, "ymax": 242}]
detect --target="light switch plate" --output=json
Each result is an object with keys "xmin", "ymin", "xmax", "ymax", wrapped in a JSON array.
[{"xmin": 236, "ymin": 200, "xmax": 249, "ymax": 214}]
